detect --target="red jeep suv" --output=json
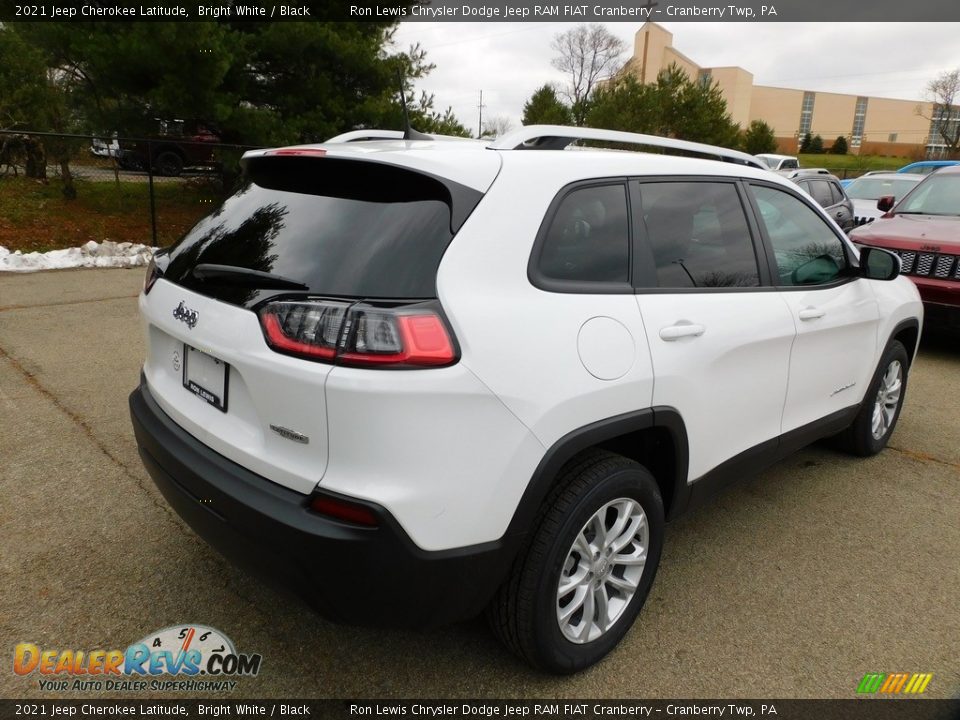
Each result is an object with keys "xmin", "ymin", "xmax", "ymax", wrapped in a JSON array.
[{"xmin": 850, "ymin": 165, "xmax": 960, "ymax": 326}]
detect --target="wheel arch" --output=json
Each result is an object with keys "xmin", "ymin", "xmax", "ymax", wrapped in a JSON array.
[
  {"xmin": 888, "ymin": 317, "xmax": 921, "ymax": 367},
  {"xmin": 506, "ymin": 408, "xmax": 691, "ymax": 539}
]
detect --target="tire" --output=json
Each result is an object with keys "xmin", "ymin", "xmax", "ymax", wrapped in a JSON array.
[
  {"xmin": 154, "ymin": 151, "xmax": 184, "ymax": 177},
  {"xmin": 487, "ymin": 450, "xmax": 664, "ymax": 674},
  {"xmin": 835, "ymin": 340, "xmax": 909, "ymax": 457},
  {"xmin": 118, "ymin": 153, "xmax": 144, "ymax": 172}
]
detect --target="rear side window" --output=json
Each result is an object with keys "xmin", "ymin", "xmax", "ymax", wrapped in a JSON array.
[
  {"xmin": 163, "ymin": 158, "xmax": 479, "ymax": 305},
  {"xmin": 636, "ymin": 182, "xmax": 760, "ymax": 289},
  {"xmin": 806, "ymin": 179, "xmax": 834, "ymax": 208},
  {"xmin": 536, "ymin": 184, "xmax": 630, "ymax": 285}
]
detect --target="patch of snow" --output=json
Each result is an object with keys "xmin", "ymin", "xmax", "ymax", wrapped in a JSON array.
[{"xmin": 0, "ymin": 241, "xmax": 155, "ymax": 272}]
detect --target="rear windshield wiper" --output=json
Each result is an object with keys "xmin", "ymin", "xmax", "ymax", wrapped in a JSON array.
[{"xmin": 192, "ymin": 264, "xmax": 309, "ymax": 290}]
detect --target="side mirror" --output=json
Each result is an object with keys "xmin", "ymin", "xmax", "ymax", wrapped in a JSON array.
[
  {"xmin": 860, "ymin": 246, "xmax": 900, "ymax": 281},
  {"xmin": 876, "ymin": 196, "xmax": 895, "ymax": 212}
]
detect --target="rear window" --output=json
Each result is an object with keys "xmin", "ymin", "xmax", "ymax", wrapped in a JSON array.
[{"xmin": 162, "ymin": 157, "xmax": 478, "ymax": 304}]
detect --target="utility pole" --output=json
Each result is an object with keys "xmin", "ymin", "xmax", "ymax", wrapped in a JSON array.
[{"xmin": 477, "ymin": 90, "xmax": 485, "ymax": 139}]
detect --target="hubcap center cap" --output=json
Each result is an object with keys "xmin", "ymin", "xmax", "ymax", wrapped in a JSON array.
[{"xmin": 594, "ymin": 558, "xmax": 611, "ymax": 578}]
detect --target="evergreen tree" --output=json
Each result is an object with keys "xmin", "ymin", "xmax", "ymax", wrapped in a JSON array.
[
  {"xmin": 741, "ymin": 120, "xmax": 778, "ymax": 155},
  {"xmin": 522, "ymin": 85, "xmax": 573, "ymax": 126}
]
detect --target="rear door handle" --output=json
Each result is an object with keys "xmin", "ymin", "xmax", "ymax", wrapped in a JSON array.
[
  {"xmin": 659, "ymin": 323, "xmax": 706, "ymax": 341},
  {"xmin": 798, "ymin": 307, "xmax": 826, "ymax": 321}
]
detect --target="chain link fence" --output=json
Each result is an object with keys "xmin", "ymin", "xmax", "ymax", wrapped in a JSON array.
[{"xmin": 0, "ymin": 130, "xmax": 262, "ymax": 254}]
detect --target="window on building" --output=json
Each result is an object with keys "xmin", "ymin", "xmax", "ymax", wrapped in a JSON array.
[
  {"xmin": 851, "ymin": 97, "xmax": 868, "ymax": 148},
  {"xmin": 888, "ymin": 133, "xmax": 898, "ymax": 143},
  {"xmin": 799, "ymin": 92, "xmax": 816, "ymax": 136},
  {"xmin": 698, "ymin": 70, "xmax": 712, "ymax": 88}
]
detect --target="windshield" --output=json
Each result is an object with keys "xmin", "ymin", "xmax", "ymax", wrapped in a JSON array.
[
  {"xmin": 847, "ymin": 176, "xmax": 921, "ymax": 200},
  {"xmin": 757, "ymin": 156, "xmax": 776, "ymax": 169},
  {"xmin": 896, "ymin": 174, "xmax": 960, "ymax": 216}
]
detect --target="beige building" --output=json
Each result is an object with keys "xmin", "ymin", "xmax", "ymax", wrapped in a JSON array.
[{"xmin": 624, "ymin": 23, "xmax": 947, "ymax": 158}]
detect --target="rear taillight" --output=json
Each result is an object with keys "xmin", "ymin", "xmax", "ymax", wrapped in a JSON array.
[
  {"xmin": 258, "ymin": 300, "xmax": 457, "ymax": 369},
  {"xmin": 144, "ymin": 256, "xmax": 160, "ymax": 294}
]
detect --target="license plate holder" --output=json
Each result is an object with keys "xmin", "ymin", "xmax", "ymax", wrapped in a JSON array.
[{"xmin": 182, "ymin": 344, "xmax": 229, "ymax": 412}]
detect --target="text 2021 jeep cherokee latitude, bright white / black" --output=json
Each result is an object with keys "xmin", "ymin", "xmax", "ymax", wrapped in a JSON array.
[{"xmin": 130, "ymin": 126, "xmax": 923, "ymax": 673}]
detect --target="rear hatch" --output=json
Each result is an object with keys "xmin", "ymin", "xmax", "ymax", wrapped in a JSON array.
[{"xmin": 141, "ymin": 149, "xmax": 494, "ymax": 494}]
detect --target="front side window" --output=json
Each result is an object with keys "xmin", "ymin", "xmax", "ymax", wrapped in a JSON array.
[
  {"xmin": 537, "ymin": 184, "xmax": 630, "ymax": 284},
  {"xmin": 829, "ymin": 181, "xmax": 846, "ymax": 206},
  {"xmin": 750, "ymin": 185, "xmax": 848, "ymax": 286},
  {"xmin": 636, "ymin": 182, "xmax": 760, "ymax": 289}
]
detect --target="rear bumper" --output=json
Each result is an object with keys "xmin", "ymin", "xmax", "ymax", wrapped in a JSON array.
[{"xmin": 129, "ymin": 380, "xmax": 515, "ymax": 627}]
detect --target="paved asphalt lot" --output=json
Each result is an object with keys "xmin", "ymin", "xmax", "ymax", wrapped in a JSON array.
[{"xmin": 1, "ymin": 268, "xmax": 957, "ymax": 700}]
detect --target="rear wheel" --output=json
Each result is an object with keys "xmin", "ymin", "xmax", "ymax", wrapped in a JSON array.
[
  {"xmin": 487, "ymin": 450, "xmax": 664, "ymax": 673},
  {"xmin": 835, "ymin": 340, "xmax": 909, "ymax": 456},
  {"xmin": 154, "ymin": 151, "xmax": 184, "ymax": 177}
]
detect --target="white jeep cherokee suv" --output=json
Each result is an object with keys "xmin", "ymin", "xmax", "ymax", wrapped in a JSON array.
[{"xmin": 130, "ymin": 126, "xmax": 923, "ymax": 673}]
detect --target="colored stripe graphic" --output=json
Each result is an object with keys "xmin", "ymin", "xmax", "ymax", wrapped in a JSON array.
[
  {"xmin": 858, "ymin": 672, "xmax": 933, "ymax": 694},
  {"xmin": 857, "ymin": 673, "xmax": 886, "ymax": 693},
  {"xmin": 904, "ymin": 673, "xmax": 933, "ymax": 694}
]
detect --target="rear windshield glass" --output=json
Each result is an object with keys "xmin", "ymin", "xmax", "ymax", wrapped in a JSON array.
[{"xmin": 162, "ymin": 158, "xmax": 465, "ymax": 302}]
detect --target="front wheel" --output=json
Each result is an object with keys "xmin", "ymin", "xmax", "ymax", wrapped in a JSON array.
[
  {"xmin": 835, "ymin": 340, "xmax": 909, "ymax": 456},
  {"xmin": 487, "ymin": 450, "xmax": 664, "ymax": 673}
]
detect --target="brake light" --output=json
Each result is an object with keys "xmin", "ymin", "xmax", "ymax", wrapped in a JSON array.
[
  {"xmin": 258, "ymin": 300, "xmax": 457, "ymax": 368},
  {"xmin": 265, "ymin": 148, "xmax": 327, "ymax": 157},
  {"xmin": 260, "ymin": 300, "xmax": 347, "ymax": 359}
]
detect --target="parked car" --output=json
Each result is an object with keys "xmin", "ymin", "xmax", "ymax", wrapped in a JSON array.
[
  {"xmin": 897, "ymin": 160, "xmax": 960, "ymax": 175},
  {"xmin": 851, "ymin": 165, "xmax": 960, "ymax": 327},
  {"xmin": 784, "ymin": 169, "xmax": 855, "ymax": 232},
  {"xmin": 840, "ymin": 170, "xmax": 895, "ymax": 189},
  {"xmin": 845, "ymin": 173, "xmax": 924, "ymax": 227},
  {"xmin": 90, "ymin": 136, "xmax": 120, "ymax": 158},
  {"xmin": 756, "ymin": 153, "xmax": 799, "ymax": 172},
  {"xmin": 118, "ymin": 119, "xmax": 221, "ymax": 177},
  {"xmin": 130, "ymin": 125, "xmax": 922, "ymax": 674}
]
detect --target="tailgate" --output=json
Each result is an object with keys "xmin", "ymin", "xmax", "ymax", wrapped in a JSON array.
[{"xmin": 141, "ymin": 279, "xmax": 330, "ymax": 495}]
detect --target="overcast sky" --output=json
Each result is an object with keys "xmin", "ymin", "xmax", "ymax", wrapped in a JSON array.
[{"xmin": 391, "ymin": 22, "xmax": 960, "ymax": 136}]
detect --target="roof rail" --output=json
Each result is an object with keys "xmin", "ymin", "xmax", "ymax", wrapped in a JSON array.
[
  {"xmin": 487, "ymin": 125, "xmax": 765, "ymax": 169},
  {"xmin": 326, "ymin": 130, "xmax": 406, "ymax": 143}
]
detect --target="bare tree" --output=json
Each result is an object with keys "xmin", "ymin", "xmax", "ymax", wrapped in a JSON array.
[
  {"xmin": 917, "ymin": 68, "xmax": 960, "ymax": 159},
  {"xmin": 551, "ymin": 25, "xmax": 625, "ymax": 126},
  {"xmin": 480, "ymin": 115, "xmax": 514, "ymax": 138}
]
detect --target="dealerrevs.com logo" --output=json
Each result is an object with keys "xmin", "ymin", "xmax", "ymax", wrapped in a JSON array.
[{"xmin": 14, "ymin": 624, "xmax": 262, "ymax": 692}]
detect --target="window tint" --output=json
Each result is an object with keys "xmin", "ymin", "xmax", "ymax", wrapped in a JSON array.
[
  {"xmin": 829, "ymin": 181, "xmax": 845, "ymax": 205},
  {"xmin": 637, "ymin": 182, "xmax": 760, "ymax": 289},
  {"xmin": 750, "ymin": 185, "xmax": 847, "ymax": 286},
  {"xmin": 163, "ymin": 158, "xmax": 478, "ymax": 306},
  {"xmin": 807, "ymin": 180, "xmax": 834, "ymax": 208},
  {"xmin": 782, "ymin": 159, "xmax": 799, "ymax": 170},
  {"xmin": 538, "ymin": 184, "xmax": 630, "ymax": 284}
]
